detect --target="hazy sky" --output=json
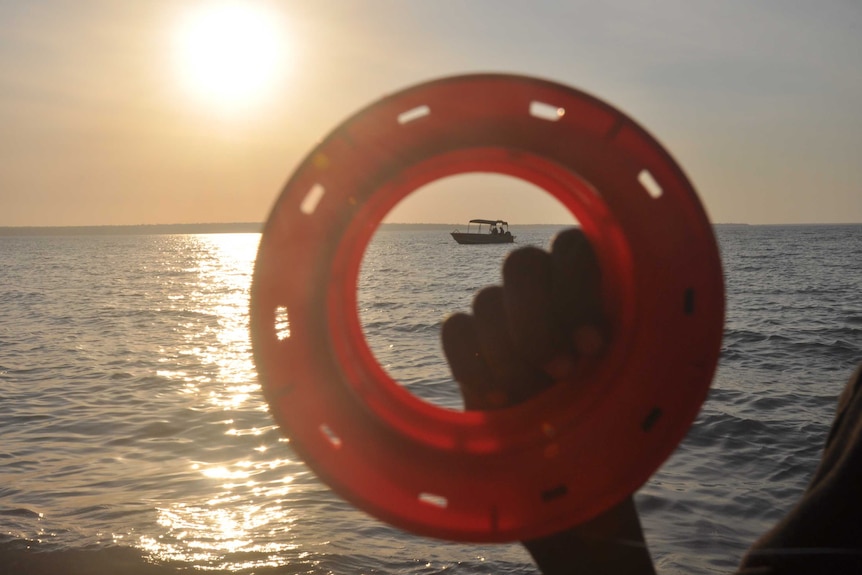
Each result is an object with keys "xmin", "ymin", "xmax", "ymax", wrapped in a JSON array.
[{"xmin": 2, "ymin": 0, "xmax": 860, "ymax": 226}]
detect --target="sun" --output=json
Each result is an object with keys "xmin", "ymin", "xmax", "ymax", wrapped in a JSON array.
[{"xmin": 173, "ymin": 2, "xmax": 288, "ymax": 113}]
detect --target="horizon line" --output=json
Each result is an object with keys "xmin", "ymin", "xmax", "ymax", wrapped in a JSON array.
[{"xmin": 1, "ymin": 221, "xmax": 860, "ymax": 236}]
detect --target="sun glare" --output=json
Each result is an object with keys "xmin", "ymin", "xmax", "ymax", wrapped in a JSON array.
[{"xmin": 173, "ymin": 2, "xmax": 288, "ymax": 113}]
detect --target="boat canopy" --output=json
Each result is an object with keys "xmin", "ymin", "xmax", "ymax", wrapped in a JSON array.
[{"xmin": 469, "ymin": 219, "xmax": 508, "ymax": 226}]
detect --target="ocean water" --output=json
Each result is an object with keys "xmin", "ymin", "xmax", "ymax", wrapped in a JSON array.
[{"xmin": 0, "ymin": 224, "xmax": 860, "ymax": 575}]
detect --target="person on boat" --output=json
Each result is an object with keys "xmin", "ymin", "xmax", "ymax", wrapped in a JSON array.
[
  {"xmin": 491, "ymin": 226, "xmax": 498, "ymax": 235},
  {"xmin": 441, "ymin": 228, "xmax": 862, "ymax": 574}
]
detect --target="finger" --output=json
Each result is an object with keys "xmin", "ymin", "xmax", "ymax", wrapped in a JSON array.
[
  {"xmin": 473, "ymin": 286, "xmax": 552, "ymax": 406},
  {"xmin": 550, "ymin": 228, "xmax": 607, "ymax": 357},
  {"xmin": 501, "ymin": 247, "xmax": 558, "ymax": 367},
  {"xmin": 472, "ymin": 286, "xmax": 520, "ymax": 378},
  {"xmin": 441, "ymin": 312, "xmax": 496, "ymax": 410},
  {"xmin": 550, "ymin": 228, "xmax": 602, "ymax": 322}
]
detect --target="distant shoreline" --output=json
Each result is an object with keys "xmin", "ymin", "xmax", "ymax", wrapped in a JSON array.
[
  {"xmin": 1, "ymin": 221, "xmax": 859, "ymax": 237},
  {"xmin": 0, "ymin": 222, "xmax": 563, "ymax": 236},
  {"xmin": 0, "ymin": 222, "xmax": 264, "ymax": 237}
]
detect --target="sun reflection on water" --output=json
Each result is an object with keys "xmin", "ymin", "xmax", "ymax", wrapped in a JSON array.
[
  {"xmin": 133, "ymin": 233, "xmax": 305, "ymax": 570},
  {"xmin": 185, "ymin": 234, "xmax": 262, "ymax": 413},
  {"xmin": 139, "ymin": 455, "xmax": 301, "ymax": 569}
]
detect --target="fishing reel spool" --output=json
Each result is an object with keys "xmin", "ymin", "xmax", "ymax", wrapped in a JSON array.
[{"xmin": 250, "ymin": 74, "xmax": 724, "ymax": 542}]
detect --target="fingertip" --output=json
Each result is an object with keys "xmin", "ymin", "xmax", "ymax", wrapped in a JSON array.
[
  {"xmin": 502, "ymin": 246, "xmax": 551, "ymax": 283},
  {"xmin": 551, "ymin": 227, "xmax": 597, "ymax": 268},
  {"xmin": 472, "ymin": 285, "xmax": 504, "ymax": 315},
  {"xmin": 551, "ymin": 226, "xmax": 587, "ymax": 249},
  {"xmin": 441, "ymin": 311, "xmax": 473, "ymax": 338}
]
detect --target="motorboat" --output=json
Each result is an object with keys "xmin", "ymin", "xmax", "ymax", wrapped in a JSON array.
[{"xmin": 450, "ymin": 219, "xmax": 515, "ymax": 244}]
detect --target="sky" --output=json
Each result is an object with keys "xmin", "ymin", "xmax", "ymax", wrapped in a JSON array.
[{"xmin": 1, "ymin": 0, "xmax": 860, "ymax": 227}]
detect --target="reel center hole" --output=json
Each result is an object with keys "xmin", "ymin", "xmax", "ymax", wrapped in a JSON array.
[{"xmin": 357, "ymin": 172, "xmax": 578, "ymax": 411}]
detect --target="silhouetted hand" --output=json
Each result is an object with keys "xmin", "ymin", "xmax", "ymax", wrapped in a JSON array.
[
  {"xmin": 441, "ymin": 228, "xmax": 605, "ymax": 409},
  {"xmin": 441, "ymin": 228, "xmax": 656, "ymax": 575}
]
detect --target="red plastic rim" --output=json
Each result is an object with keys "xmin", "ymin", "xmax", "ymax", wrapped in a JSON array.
[{"xmin": 250, "ymin": 74, "xmax": 724, "ymax": 542}]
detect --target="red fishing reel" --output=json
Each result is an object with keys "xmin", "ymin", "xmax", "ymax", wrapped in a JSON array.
[{"xmin": 250, "ymin": 74, "xmax": 724, "ymax": 542}]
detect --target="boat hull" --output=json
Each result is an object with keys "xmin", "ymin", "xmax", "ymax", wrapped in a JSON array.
[{"xmin": 450, "ymin": 232, "xmax": 514, "ymax": 244}]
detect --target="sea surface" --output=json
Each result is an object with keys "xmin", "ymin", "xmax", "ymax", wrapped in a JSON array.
[{"xmin": 1, "ymin": 224, "xmax": 860, "ymax": 575}]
